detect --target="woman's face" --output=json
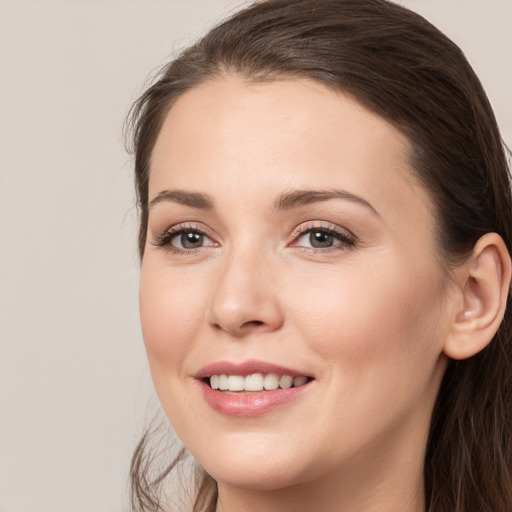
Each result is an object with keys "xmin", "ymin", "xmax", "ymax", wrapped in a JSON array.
[{"xmin": 140, "ymin": 77, "xmax": 453, "ymax": 493}]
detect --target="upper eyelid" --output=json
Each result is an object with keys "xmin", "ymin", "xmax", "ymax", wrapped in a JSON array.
[
  {"xmin": 290, "ymin": 221, "xmax": 355, "ymax": 240},
  {"xmin": 152, "ymin": 220, "xmax": 356, "ymax": 246},
  {"xmin": 150, "ymin": 222, "xmax": 217, "ymax": 249},
  {"xmin": 162, "ymin": 222, "xmax": 215, "ymax": 237}
]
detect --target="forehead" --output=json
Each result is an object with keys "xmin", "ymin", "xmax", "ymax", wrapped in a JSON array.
[{"xmin": 149, "ymin": 76, "xmax": 432, "ymax": 226}]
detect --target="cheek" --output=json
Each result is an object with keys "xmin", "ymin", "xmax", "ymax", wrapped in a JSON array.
[
  {"xmin": 139, "ymin": 262, "xmax": 208, "ymax": 374},
  {"xmin": 286, "ymin": 259, "xmax": 447, "ymax": 451},
  {"xmin": 289, "ymin": 258, "xmax": 445, "ymax": 379}
]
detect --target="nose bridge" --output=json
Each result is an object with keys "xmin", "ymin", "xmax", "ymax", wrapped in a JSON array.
[{"xmin": 208, "ymin": 242, "xmax": 283, "ymax": 336}]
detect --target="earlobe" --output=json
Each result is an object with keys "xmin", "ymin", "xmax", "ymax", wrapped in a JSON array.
[{"xmin": 444, "ymin": 233, "xmax": 512, "ymax": 360}]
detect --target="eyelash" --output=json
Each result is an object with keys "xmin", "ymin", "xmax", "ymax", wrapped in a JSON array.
[
  {"xmin": 152, "ymin": 222, "xmax": 356, "ymax": 255},
  {"xmin": 290, "ymin": 222, "xmax": 356, "ymax": 253},
  {"xmin": 151, "ymin": 223, "xmax": 216, "ymax": 254}
]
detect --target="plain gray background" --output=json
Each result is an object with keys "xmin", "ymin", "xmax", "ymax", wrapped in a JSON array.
[{"xmin": 0, "ymin": 1, "xmax": 510, "ymax": 511}]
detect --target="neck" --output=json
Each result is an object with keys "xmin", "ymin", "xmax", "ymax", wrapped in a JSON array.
[
  {"xmin": 217, "ymin": 478, "xmax": 424, "ymax": 512},
  {"xmin": 217, "ymin": 472, "xmax": 424, "ymax": 512}
]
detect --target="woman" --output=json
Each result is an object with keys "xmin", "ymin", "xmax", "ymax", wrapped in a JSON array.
[{"xmin": 127, "ymin": 0, "xmax": 512, "ymax": 511}]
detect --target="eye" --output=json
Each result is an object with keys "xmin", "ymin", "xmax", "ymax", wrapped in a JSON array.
[
  {"xmin": 172, "ymin": 230, "xmax": 209, "ymax": 249},
  {"xmin": 300, "ymin": 230, "xmax": 338, "ymax": 249},
  {"xmin": 293, "ymin": 225, "xmax": 355, "ymax": 250},
  {"xmin": 152, "ymin": 225, "xmax": 217, "ymax": 253}
]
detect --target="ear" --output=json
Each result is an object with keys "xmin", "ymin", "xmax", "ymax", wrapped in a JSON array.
[{"xmin": 443, "ymin": 232, "xmax": 511, "ymax": 360}]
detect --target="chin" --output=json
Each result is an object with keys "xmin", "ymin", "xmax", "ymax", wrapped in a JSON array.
[
  {"xmin": 187, "ymin": 436, "xmax": 312, "ymax": 492},
  {"xmin": 206, "ymin": 461, "xmax": 307, "ymax": 492}
]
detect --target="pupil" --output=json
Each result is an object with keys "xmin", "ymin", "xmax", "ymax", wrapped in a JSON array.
[
  {"xmin": 181, "ymin": 231, "xmax": 203, "ymax": 248},
  {"xmin": 310, "ymin": 231, "xmax": 333, "ymax": 248}
]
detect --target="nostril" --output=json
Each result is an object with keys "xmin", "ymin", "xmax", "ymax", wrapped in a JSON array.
[
  {"xmin": 244, "ymin": 320, "xmax": 264, "ymax": 327},
  {"xmin": 212, "ymin": 320, "xmax": 264, "ymax": 330}
]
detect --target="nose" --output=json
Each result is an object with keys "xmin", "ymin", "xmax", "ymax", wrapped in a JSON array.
[{"xmin": 208, "ymin": 251, "xmax": 284, "ymax": 337}]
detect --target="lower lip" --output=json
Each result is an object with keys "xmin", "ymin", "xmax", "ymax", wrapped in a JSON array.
[{"xmin": 199, "ymin": 380, "xmax": 311, "ymax": 417}]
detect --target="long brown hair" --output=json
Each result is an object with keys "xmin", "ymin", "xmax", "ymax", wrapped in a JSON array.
[{"xmin": 127, "ymin": 1, "xmax": 512, "ymax": 510}]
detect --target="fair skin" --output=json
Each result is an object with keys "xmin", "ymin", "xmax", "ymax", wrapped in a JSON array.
[{"xmin": 139, "ymin": 76, "xmax": 510, "ymax": 512}]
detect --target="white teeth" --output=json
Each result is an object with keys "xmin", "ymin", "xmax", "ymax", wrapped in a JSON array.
[
  {"xmin": 228, "ymin": 375, "xmax": 245, "ymax": 392},
  {"xmin": 219, "ymin": 374, "xmax": 229, "ymax": 391},
  {"xmin": 293, "ymin": 376, "xmax": 308, "ymax": 387},
  {"xmin": 210, "ymin": 375, "xmax": 219, "ymax": 389},
  {"xmin": 263, "ymin": 373, "xmax": 279, "ymax": 390},
  {"xmin": 279, "ymin": 375, "xmax": 293, "ymax": 389},
  {"xmin": 208, "ymin": 373, "xmax": 310, "ymax": 392},
  {"xmin": 245, "ymin": 373, "xmax": 264, "ymax": 391}
]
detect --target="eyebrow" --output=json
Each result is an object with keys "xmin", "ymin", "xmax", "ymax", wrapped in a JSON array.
[
  {"xmin": 149, "ymin": 189, "xmax": 214, "ymax": 210},
  {"xmin": 273, "ymin": 189, "xmax": 379, "ymax": 215},
  {"xmin": 148, "ymin": 187, "xmax": 378, "ymax": 216}
]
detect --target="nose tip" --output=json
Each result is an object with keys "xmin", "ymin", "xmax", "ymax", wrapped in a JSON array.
[
  {"xmin": 210, "ymin": 299, "xmax": 283, "ymax": 338},
  {"xmin": 208, "ymin": 259, "xmax": 284, "ymax": 338}
]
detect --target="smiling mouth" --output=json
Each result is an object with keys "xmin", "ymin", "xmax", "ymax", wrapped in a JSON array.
[{"xmin": 207, "ymin": 373, "xmax": 313, "ymax": 393}]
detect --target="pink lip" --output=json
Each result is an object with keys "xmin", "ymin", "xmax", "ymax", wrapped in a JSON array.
[{"xmin": 195, "ymin": 360, "xmax": 314, "ymax": 418}]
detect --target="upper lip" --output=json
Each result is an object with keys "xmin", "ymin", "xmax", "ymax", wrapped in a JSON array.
[{"xmin": 195, "ymin": 359, "xmax": 312, "ymax": 379}]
